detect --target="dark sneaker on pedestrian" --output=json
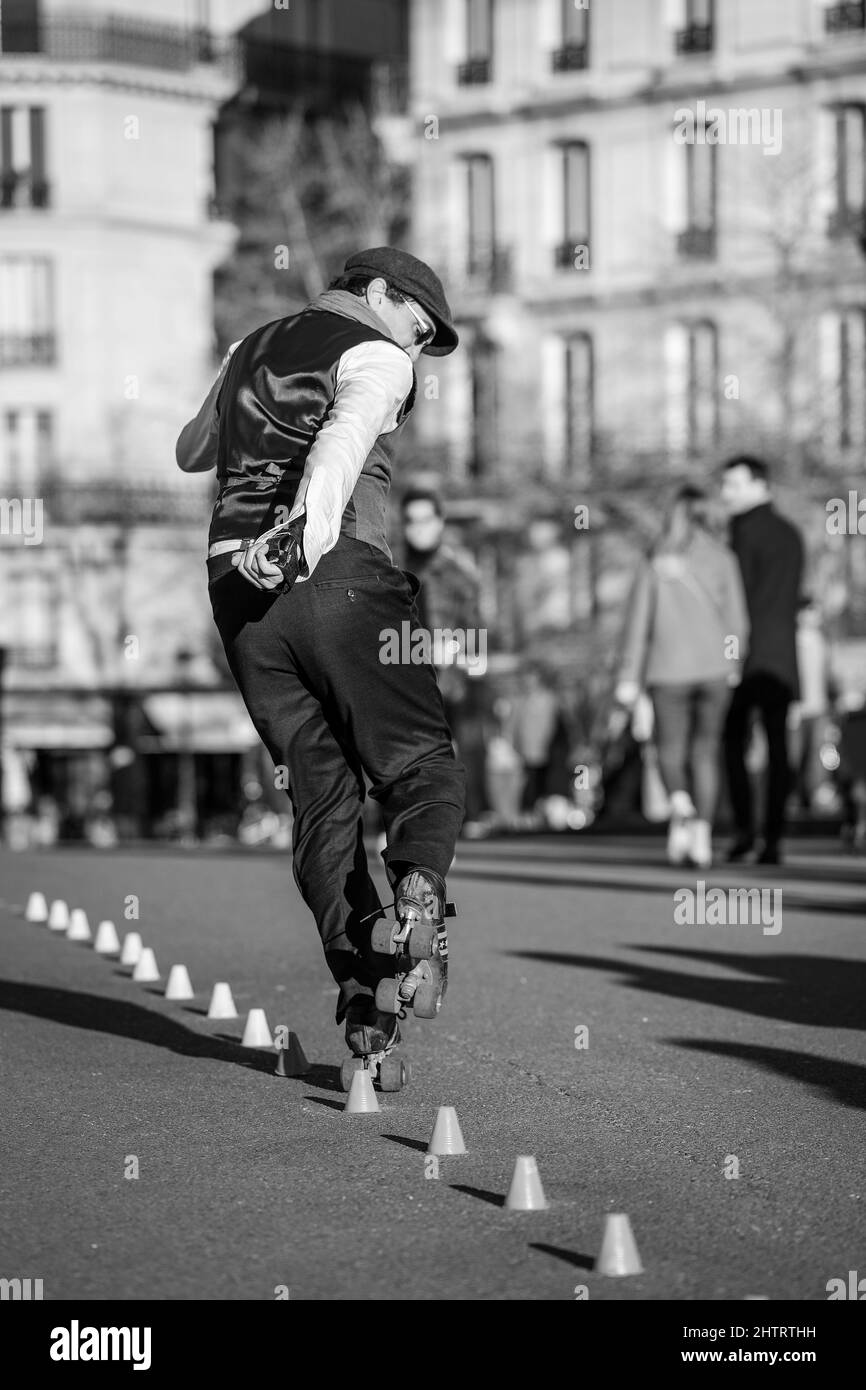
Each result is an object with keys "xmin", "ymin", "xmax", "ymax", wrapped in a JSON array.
[
  {"xmin": 344, "ymin": 997, "xmax": 401, "ymax": 1058},
  {"xmin": 756, "ymin": 843, "xmax": 782, "ymax": 866}
]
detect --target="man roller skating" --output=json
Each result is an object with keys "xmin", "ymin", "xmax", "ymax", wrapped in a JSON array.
[{"xmin": 176, "ymin": 248, "xmax": 466, "ymax": 1092}]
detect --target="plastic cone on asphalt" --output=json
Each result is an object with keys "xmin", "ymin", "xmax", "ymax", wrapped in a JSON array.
[
  {"xmin": 48, "ymin": 900, "xmax": 69, "ymax": 932},
  {"xmin": 165, "ymin": 964, "xmax": 194, "ymax": 1001},
  {"xmin": 93, "ymin": 920, "xmax": 121, "ymax": 955},
  {"xmin": 275, "ymin": 1032, "xmax": 310, "ymax": 1076},
  {"xmin": 427, "ymin": 1106, "xmax": 466, "ymax": 1156},
  {"xmin": 67, "ymin": 909, "xmax": 91, "ymax": 943},
  {"xmin": 344, "ymin": 1068, "xmax": 379, "ymax": 1114},
  {"xmin": 596, "ymin": 1214, "xmax": 643, "ymax": 1277},
  {"xmin": 241, "ymin": 1008, "xmax": 272, "ymax": 1047},
  {"xmin": 207, "ymin": 983, "xmax": 237, "ymax": 1019},
  {"xmin": 119, "ymin": 931, "xmax": 142, "ymax": 966},
  {"xmin": 26, "ymin": 891, "xmax": 48, "ymax": 923},
  {"xmin": 505, "ymin": 1155, "xmax": 549, "ymax": 1211},
  {"xmin": 132, "ymin": 947, "xmax": 160, "ymax": 983}
]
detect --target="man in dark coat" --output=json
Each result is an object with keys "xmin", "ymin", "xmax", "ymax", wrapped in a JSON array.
[{"xmin": 720, "ymin": 455, "xmax": 804, "ymax": 865}]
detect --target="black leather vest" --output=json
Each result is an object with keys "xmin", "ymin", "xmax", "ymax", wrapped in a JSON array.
[{"xmin": 208, "ymin": 306, "xmax": 416, "ymax": 554}]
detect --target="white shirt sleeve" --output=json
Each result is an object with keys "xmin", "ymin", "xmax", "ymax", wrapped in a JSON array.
[{"xmin": 283, "ymin": 339, "xmax": 414, "ymax": 580}]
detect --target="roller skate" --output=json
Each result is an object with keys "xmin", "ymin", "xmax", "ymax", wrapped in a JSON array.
[
  {"xmin": 340, "ymin": 997, "xmax": 410, "ymax": 1093},
  {"xmin": 370, "ymin": 867, "xmax": 455, "ymax": 1020}
]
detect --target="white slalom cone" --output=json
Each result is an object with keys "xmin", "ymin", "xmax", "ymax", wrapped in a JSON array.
[
  {"xmin": 164, "ymin": 964, "xmax": 194, "ymax": 1001},
  {"xmin": 427, "ymin": 1106, "xmax": 467, "ymax": 1156},
  {"xmin": 67, "ymin": 908, "xmax": 91, "ymax": 943},
  {"xmin": 132, "ymin": 946, "xmax": 159, "ymax": 982},
  {"xmin": 48, "ymin": 899, "xmax": 69, "ymax": 932},
  {"xmin": 344, "ymin": 1068, "xmax": 379, "ymax": 1113},
  {"xmin": 93, "ymin": 920, "xmax": 121, "ymax": 955},
  {"xmin": 207, "ymin": 983, "xmax": 237, "ymax": 1019},
  {"xmin": 505, "ymin": 1155, "xmax": 549, "ymax": 1211},
  {"xmin": 119, "ymin": 931, "xmax": 142, "ymax": 966},
  {"xmin": 26, "ymin": 891, "xmax": 48, "ymax": 923},
  {"xmin": 596, "ymin": 1213, "xmax": 643, "ymax": 1277},
  {"xmin": 241, "ymin": 1008, "xmax": 272, "ymax": 1047}
]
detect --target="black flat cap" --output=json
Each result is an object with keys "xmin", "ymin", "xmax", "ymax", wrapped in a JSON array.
[{"xmin": 343, "ymin": 246, "xmax": 458, "ymax": 356}]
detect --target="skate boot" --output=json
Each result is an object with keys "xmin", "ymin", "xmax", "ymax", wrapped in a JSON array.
[
  {"xmin": 340, "ymin": 997, "xmax": 410, "ymax": 1093},
  {"xmin": 370, "ymin": 867, "xmax": 454, "ymax": 1020}
]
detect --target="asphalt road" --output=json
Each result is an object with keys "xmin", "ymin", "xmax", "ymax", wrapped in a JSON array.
[{"xmin": 1, "ymin": 836, "xmax": 863, "ymax": 1301}]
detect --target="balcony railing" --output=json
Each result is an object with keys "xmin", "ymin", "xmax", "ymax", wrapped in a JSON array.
[
  {"xmin": 0, "ymin": 14, "xmax": 237, "ymax": 74},
  {"xmin": 457, "ymin": 57, "xmax": 491, "ymax": 85},
  {"xmin": 462, "ymin": 242, "xmax": 512, "ymax": 292},
  {"xmin": 674, "ymin": 23, "xmax": 714, "ymax": 54},
  {"xmin": 1, "ymin": 174, "xmax": 50, "ymax": 210},
  {"xmin": 677, "ymin": 225, "xmax": 716, "ymax": 258},
  {"xmin": 0, "ymin": 334, "xmax": 56, "ymax": 368},
  {"xmin": 825, "ymin": 2, "xmax": 865, "ymax": 33},
  {"xmin": 41, "ymin": 474, "xmax": 212, "ymax": 525},
  {"xmin": 552, "ymin": 43, "xmax": 588, "ymax": 72},
  {"xmin": 554, "ymin": 238, "xmax": 591, "ymax": 270}
]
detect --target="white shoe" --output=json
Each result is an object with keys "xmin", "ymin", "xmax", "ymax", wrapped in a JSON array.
[
  {"xmin": 690, "ymin": 818, "xmax": 713, "ymax": 869},
  {"xmin": 667, "ymin": 791, "xmax": 696, "ymax": 865}
]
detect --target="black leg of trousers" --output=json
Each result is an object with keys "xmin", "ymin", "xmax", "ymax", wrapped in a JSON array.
[
  {"xmin": 209, "ymin": 543, "xmax": 466, "ymax": 1022},
  {"xmin": 724, "ymin": 682, "xmax": 754, "ymax": 840},
  {"xmin": 756, "ymin": 681, "xmax": 792, "ymax": 848}
]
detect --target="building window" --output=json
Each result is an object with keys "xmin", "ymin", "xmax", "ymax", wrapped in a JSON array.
[
  {"xmin": 677, "ymin": 138, "xmax": 716, "ymax": 257},
  {"xmin": 827, "ymin": 105, "xmax": 866, "ymax": 241},
  {"xmin": 457, "ymin": 0, "xmax": 493, "ymax": 84},
  {"xmin": 552, "ymin": 0, "xmax": 589, "ymax": 71},
  {"xmin": 564, "ymin": 334, "xmax": 594, "ymax": 477},
  {"xmin": 6, "ymin": 570, "xmax": 57, "ymax": 670},
  {"xmin": 823, "ymin": 2, "xmax": 865, "ymax": 35},
  {"xmin": 555, "ymin": 142, "xmax": 591, "ymax": 269},
  {"xmin": 665, "ymin": 321, "xmax": 718, "ymax": 455},
  {"xmin": 1, "ymin": 408, "xmax": 53, "ymax": 492},
  {"xmin": 820, "ymin": 308, "xmax": 866, "ymax": 452},
  {"xmin": 0, "ymin": 0, "xmax": 41, "ymax": 53},
  {"xmin": 0, "ymin": 258, "xmax": 56, "ymax": 366},
  {"xmin": 463, "ymin": 153, "xmax": 503, "ymax": 286},
  {"xmin": 469, "ymin": 335, "xmax": 498, "ymax": 478},
  {"xmin": 672, "ymin": 0, "xmax": 714, "ymax": 54},
  {"xmin": 0, "ymin": 105, "xmax": 49, "ymax": 208}
]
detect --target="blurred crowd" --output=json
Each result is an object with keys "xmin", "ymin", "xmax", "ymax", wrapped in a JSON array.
[{"xmin": 4, "ymin": 456, "xmax": 865, "ymax": 860}]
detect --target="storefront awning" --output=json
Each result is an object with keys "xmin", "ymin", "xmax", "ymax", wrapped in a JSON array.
[
  {"xmin": 140, "ymin": 692, "xmax": 259, "ymax": 753},
  {"xmin": 1, "ymin": 693, "xmax": 114, "ymax": 750}
]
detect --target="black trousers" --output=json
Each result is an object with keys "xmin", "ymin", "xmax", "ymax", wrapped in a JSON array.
[
  {"xmin": 209, "ymin": 538, "xmax": 466, "ymax": 1022},
  {"xmin": 723, "ymin": 673, "xmax": 793, "ymax": 848}
]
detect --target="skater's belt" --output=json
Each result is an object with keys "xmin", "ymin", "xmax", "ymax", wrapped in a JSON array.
[{"xmin": 208, "ymin": 538, "xmax": 246, "ymax": 558}]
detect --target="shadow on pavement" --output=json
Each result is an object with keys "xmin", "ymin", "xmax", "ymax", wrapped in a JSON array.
[
  {"xmin": 506, "ymin": 947, "xmax": 866, "ymax": 1030},
  {"xmin": 0, "ymin": 979, "xmax": 339, "ymax": 1086},
  {"xmin": 382, "ymin": 1134, "xmax": 428, "ymax": 1153},
  {"xmin": 668, "ymin": 1038, "xmax": 866, "ymax": 1111},
  {"xmin": 449, "ymin": 1183, "xmax": 505, "ymax": 1208},
  {"xmin": 529, "ymin": 1242, "xmax": 594, "ymax": 1272}
]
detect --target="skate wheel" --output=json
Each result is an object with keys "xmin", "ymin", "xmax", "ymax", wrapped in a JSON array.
[
  {"xmin": 412, "ymin": 962, "xmax": 447, "ymax": 1019},
  {"xmin": 378, "ymin": 1056, "xmax": 409, "ymax": 1092},
  {"xmin": 375, "ymin": 977, "xmax": 402, "ymax": 1014},
  {"xmin": 370, "ymin": 919, "xmax": 398, "ymax": 956},
  {"xmin": 340, "ymin": 1057, "xmax": 366, "ymax": 1092},
  {"xmin": 408, "ymin": 922, "xmax": 438, "ymax": 958}
]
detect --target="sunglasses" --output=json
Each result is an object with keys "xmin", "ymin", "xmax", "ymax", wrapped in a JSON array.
[{"xmin": 398, "ymin": 294, "xmax": 435, "ymax": 347}]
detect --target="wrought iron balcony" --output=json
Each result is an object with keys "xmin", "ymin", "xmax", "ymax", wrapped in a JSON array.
[
  {"xmin": 674, "ymin": 23, "xmax": 714, "ymax": 54},
  {"xmin": 0, "ymin": 174, "xmax": 50, "ymax": 209},
  {"xmin": 463, "ymin": 242, "xmax": 512, "ymax": 292},
  {"xmin": 0, "ymin": 334, "xmax": 56, "ymax": 368},
  {"xmin": 824, "ymin": 2, "xmax": 865, "ymax": 33},
  {"xmin": 0, "ymin": 14, "xmax": 236, "ymax": 74},
  {"xmin": 457, "ymin": 57, "xmax": 491, "ymax": 85},
  {"xmin": 677, "ymin": 225, "xmax": 716, "ymax": 258},
  {"xmin": 552, "ymin": 43, "xmax": 588, "ymax": 72},
  {"xmin": 40, "ymin": 474, "xmax": 212, "ymax": 525}
]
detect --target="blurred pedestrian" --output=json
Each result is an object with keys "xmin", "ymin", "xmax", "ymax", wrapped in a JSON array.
[
  {"xmin": 616, "ymin": 485, "xmax": 748, "ymax": 867},
  {"xmin": 790, "ymin": 595, "xmax": 833, "ymax": 813},
  {"xmin": 508, "ymin": 666, "xmax": 561, "ymax": 814},
  {"xmin": 720, "ymin": 456, "xmax": 804, "ymax": 865}
]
